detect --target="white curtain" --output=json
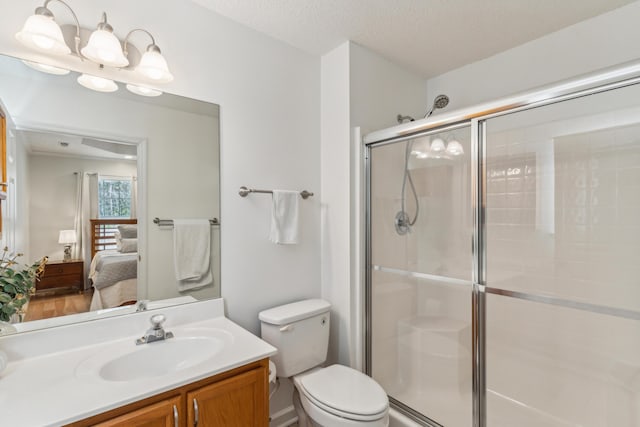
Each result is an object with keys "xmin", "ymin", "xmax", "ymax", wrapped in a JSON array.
[
  {"xmin": 130, "ymin": 176, "xmax": 137, "ymax": 219},
  {"xmin": 73, "ymin": 172, "xmax": 98, "ymax": 289}
]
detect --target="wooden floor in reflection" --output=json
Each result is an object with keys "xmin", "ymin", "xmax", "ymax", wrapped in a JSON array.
[{"xmin": 24, "ymin": 290, "xmax": 93, "ymax": 322}]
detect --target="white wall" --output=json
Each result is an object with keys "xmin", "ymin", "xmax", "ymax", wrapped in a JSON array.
[
  {"xmin": 320, "ymin": 41, "xmax": 427, "ymax": 368},
  {"xmin": 320, "ymin": 42, "xmax": 351, "ymax": 366},
  {"xmin": 0, "ymin": 0, "xmax": 320, "ymax": 333},
  {"xmin": 27, "ymin": 155, "xmax": 136, "ymax": 261},
  {"xmin": 350, "ymin": 44, "xmax": 427, "ymax": 136},
  {"xmin": 426, "ymin": 1, "xmax": 640, "ymax": 111}
]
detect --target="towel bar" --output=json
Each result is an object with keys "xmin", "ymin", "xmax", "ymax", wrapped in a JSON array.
[
  {"xmin": 238, "ymin": 186, "xmax": 314, "ymax": 199},
  {"xmin": 153, "ymin": 218, "xmax": 220, "ymax": 227}
]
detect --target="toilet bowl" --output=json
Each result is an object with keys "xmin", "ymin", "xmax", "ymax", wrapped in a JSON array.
[
  {"xmin": 259, "ymin": 299, "xmax": 389, "ymax": 427},
  {"xmin": 293, "ymin": 365, "xmax": 389, "ymax": 426}
]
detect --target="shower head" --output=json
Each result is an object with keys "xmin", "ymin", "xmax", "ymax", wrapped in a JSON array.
[
  {"xmin": 424, "ymin": 94, "xmax": 450, "ymax": 118},
  {"xmin": 433, "ymin": 94, "xmax": 450, "ymax": 109}
]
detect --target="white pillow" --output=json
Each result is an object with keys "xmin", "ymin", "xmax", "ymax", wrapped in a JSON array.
[
  {"xmin": 117, "ymin": 224, "xmax": 137, "ymax": 238},
  {"xmin": 118, "ymin": 238, "xmax": 137, "ymax": 253}
]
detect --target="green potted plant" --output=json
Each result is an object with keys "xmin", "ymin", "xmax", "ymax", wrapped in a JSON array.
[{"xmin": 0, "ymin": 248, "xmax": 47, "ymax": 323}]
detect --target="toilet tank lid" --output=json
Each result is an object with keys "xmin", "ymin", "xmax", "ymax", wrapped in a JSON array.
[{"xmin": 259, "ymin": 299, "xmax": 331, "ymax": 325}]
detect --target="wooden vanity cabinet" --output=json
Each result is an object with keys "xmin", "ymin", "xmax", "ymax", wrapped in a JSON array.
[
  {"xmin": 93, "ymin": 396, "xmax": 181, "ymax": 427},
  {"xmin": 187, "ymin": 368, "xmax": 264, "ymax": 426},
  {"xmin": 67, "ymin": 359, "xmax": 269, "ymax": 427}
]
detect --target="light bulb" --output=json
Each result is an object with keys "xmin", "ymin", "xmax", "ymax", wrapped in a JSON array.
[
  {"xmin": 22, "ymin": 60, "xmax": 70, "ymax": 75},
  {"xmin": 446, "ymin": 140, "xmax": 464, "ymax": 156},
  {"xmin": 136, "ymin": 48, "xmax": 173, "ymax": 83},
  {"xmin": 430, "ymin": 138, "xmax": 445, "ymax": 152},
  {"xmin": 126, "ymin": 84, "xmax": 162, "ymax": 97},
  {"xmin": 77, "ymin": 74, "xmax": 118, "ymax": 92},
  {"xmin": 15, "ymin": 13, "xmax": 70, "ymax": 55},
  {"xmin": 81, "ymin": 29, "xmax": 129, "ymax": 67}
]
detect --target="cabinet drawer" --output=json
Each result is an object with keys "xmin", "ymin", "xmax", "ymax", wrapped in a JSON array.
[
  {"xmin": 38, "ymin": 274, "xmax": 83, "ymax": 290},
  {"xmin": 44, "ymin": 262, "xmax": 83, "ymax": 277}
]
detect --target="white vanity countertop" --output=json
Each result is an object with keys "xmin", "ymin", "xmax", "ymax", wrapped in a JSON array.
[{"xmin": 0, "ymin": 299, "xmax": 277, "ymax": 427}]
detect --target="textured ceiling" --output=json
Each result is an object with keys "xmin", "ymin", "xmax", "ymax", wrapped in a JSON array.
[{"xmin": 191, "ymin": 0, "xmax": 635, "ymax": 78}]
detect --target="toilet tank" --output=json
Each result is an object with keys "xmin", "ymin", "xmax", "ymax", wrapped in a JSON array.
[{"xmin": 259, "ymin": 299, "xmax": 331, "ymax": 378}]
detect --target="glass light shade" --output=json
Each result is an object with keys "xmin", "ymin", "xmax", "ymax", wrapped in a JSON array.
[
  {"xmin": 15, "ymin": 14, "xmax": 70, "ymax": 55},
  {"xmin": 77, "ymin": 74, "xmax": 118, "ymax": 93},
  {"xmin": 126, "ymin": 84, "xmax": 162, "ymax": 97},
  {"xmin": 58, "ymin": 229, "xmax": 77, "ymax": 245},
  {"xmin": 430, "ymin": 138, "xmax": 446, "ymax": 152},
  {"xmin": 136, "ymin": 50, "xmax": 174, "ymax": 83},
  {"xmin": 446, "ymin": 140, "xmax": 464, "ymax": 156},
  {"xmin": 22, "ymin": 60, "xmax": 70, "ymax": 75},
  {"xmin": 81, "ymin": 29, "xmax": 129, "ymax": 67}
]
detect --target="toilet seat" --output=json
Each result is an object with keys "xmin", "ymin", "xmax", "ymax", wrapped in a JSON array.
[{"xmin": 294, "ymin": 365, "xmax": 388, "ymax": 422}]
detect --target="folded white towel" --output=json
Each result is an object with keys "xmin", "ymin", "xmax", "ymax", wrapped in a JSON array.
[
  {"xmin": 269, "ymin": 190, "xmax": 299, "ymax": 244},
  {"xmin": 173, "ymin": 219, "xmax": 213, "ymax": 291}
]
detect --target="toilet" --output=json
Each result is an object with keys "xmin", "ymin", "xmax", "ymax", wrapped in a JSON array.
[{"xmin": 259, "ymin": 299, "xmax": 389, "ymax": 427}]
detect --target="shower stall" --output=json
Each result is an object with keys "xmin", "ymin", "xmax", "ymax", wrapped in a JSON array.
[{"xmin": 364, "ymin": 63, "xmax": 640, "ymax": 427}]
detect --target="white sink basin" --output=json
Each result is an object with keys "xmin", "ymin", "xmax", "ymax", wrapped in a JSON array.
[
  {"xmin": 76, "ymin": 328, "xmax": 233, "ymax": 382},
  {"xmin": 100, "ymin": 337, "xmax": 223, "ymax": 381}
]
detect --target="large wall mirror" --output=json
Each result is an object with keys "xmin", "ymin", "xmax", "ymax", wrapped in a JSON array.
[{"xmin": 0, "ymin": 53, "xmax": 220, "ymax": 334}]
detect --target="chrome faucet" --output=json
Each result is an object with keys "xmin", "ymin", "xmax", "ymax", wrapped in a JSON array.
[
  {"xmin": 135, "ymin": 299, "xmax": 150, "ymax": 312},
  {"xmin": 136, "ymin": 314, "xmax": 174, "ymax": 345}
]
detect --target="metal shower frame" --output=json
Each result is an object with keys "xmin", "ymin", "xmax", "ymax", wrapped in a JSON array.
[{"xmin": 363, "ymin": 59, "xmax": 640, "ymax": 427}]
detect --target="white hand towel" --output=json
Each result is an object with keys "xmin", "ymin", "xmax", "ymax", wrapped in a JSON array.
[
  {"xmin": 269, "ymin": 190, "xmax": 299, "ymax": 244},
  {"xmin": 173, "ymin": 219, "xmax": 213, "ymax": 291}
]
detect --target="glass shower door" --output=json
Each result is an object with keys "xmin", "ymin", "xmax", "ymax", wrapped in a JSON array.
[
  {"xmin": 483, "ymin": 81, "xmax": 640, "ymax": 427},
  {"xmin": 368, "ymin": 125, "xmax": 473, "ymax": 426}
]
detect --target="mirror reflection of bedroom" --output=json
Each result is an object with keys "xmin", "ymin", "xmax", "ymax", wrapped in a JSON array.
[
  {"xmin": 22, "ymin": 130, "xmax": 139, "ymax": 321},
  {"xmin": 0, "ymin": 54, "xmax": 221, "ymax": 329}
]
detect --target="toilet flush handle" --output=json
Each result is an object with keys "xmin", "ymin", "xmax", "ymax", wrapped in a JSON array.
[{"xmin": 279, "ymin": 324, "xmax": 294, "ymax": 332}]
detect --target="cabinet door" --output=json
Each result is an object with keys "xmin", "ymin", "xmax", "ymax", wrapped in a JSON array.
[
  {"xmin": 95, "ymin": 396, "xmax": 181, "ymax": 427},
  {"xmin": 187, "ymin": 368, "xmax": 268, "ymax": 427}
]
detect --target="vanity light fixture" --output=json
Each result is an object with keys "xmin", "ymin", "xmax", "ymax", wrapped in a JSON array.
[
  {"xmin": 124, "ymin": 29, "xmax": 174, "ymax": 83},
  {"xmin": 126, "ymin": 84, "xmax": 162, "ymax": 97},
  {"xmin": 22, "ymin": 59, "xmax": 70, "ymax": 75},
  {"xmin": 77, "ymin": 73, "xmax": 118, "ymax": 92},
  {"xmin": 15, "ymin": 0, "xmax": 81, "ymax": 56},
  {"xmin": 412, "ymin": 136, "xmax": 464, "ymax": 160},
  {"xmin": 15, "ymin": 5, "xmax": 70, "ymax": 54},
  {"xmin": 81, "ymin": 13, "xmax": 129, "ymax": 68},
  {"xmin": 15, "ymin": 1, "xmax": 174, "ymax": 94}
]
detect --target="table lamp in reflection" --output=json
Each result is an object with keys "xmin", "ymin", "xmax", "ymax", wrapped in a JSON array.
[{"xmin": 58, "ymin": 230, "xmax": 77, "ymax": 262}]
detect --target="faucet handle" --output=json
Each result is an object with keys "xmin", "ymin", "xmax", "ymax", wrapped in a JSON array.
[
  {"xmin": 150, "ymin": 314, "xmax": 166, "ymax": 329},
  {"xmin": 136, "ymin": 299, "xmax": 150, "ymax": 312}
]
